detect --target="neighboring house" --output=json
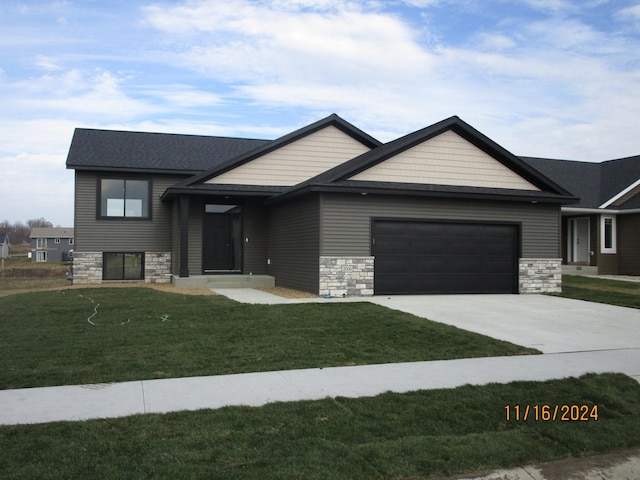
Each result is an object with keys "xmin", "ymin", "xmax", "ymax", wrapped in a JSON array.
[
  {"xmin": 523, "ymin": 156, "xmax": 640, "ymax": 276},
  {"xmin": 30, "ymin": 227, "xmax": 75, "ymax": 262},
  {"xmin": 66, "ymin": 114, "xmax": 578, "ymax": 295},
  {"xmin": 0, "ymin": 234, "xmax": 9, "ymax": 259}
]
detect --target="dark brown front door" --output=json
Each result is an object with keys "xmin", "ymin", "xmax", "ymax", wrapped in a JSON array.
[{"xmin": 203, "ymin": 213, "xmax": 234, "ymax": 272}]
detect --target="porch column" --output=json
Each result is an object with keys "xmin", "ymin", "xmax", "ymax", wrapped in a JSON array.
[{"xmin": 179, "ymin": 196, "xmax": 189, "ymax": 277}]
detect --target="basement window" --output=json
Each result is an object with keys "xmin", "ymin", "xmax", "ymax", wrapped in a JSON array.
[{"xmin": 103, "ymin": 252, "xmax": 144, "ymax": 280}]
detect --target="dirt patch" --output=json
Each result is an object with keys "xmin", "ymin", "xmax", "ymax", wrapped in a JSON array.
[
  {"xmin": 256, "ymin": 287, "xmax": 318, "ymax": 298},
  {"xmin": 67, "ymin": 282, "xmax": 217, "ymax": 296}
]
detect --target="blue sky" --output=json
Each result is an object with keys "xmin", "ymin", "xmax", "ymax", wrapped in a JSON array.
[{"xmin": 1, "ymin": 0, "xmax": 639, "ymax": 227}]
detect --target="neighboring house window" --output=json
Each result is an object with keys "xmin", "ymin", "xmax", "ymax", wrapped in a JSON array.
[
  {"xmin": 103, "ymin": 252, "xmax": 144, "ymax": 280},
  {"xmin": 36, "ymin": 251, "xmax": 47, "ymax": 262},
  {"xmin": 601, "ymin": 216, "xmax": 617, "ymax": 254},
  {"xmin": 55, "ymin": 238, "xmax": 61, "ymax": 244},
  {"xmin": 69, "ymin": 238, "xmax": 74, "ymax": 245},
  {"xmin": 36, "ymin": 238, "xmax": 47, "ymax": 249},
  {"xmin": 99, "ymin": 179, "xmax": 150, "ymax": 218}
]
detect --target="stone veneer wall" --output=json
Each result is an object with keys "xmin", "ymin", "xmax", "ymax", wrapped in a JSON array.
[
  {"xmin": 519, "ymin": 258, "xmax": 562, "ymax": 294},
  {"xmin": 144, "ymin": 252, "xmax": 172, "ymax": 283},
  {"xmin": 72, "ymin": 251, "xmax": 172, "ymax": 284},
  {"xmin": 319, "ymin": 256, "xmax": 374, "ymax": 297},
  {"xmin": 72, "ymin": 252, "xmax": 103, "ymax": 284}
]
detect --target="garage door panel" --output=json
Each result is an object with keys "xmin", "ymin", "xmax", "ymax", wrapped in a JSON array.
[
  {"xmin": 412, "ymin": 237, "xmax": 449, "ymax": 254},
  {"xmin": 412, "ymin": 256, "xmax": 447, "ymax": 273},
  {"xmin": 376, "ymin": 255, "xmax": 411, "ymax": 274},
  {"xmin": 374, "ymin": 236, "xmax": 408, "ymax": 254},
  {"xmin": 373, "ymin": 220, "xmax": 517, "ymax": 294},
  {"xmin": 375, "ymin": 273, "xmax": 411, "ymax": 294}
]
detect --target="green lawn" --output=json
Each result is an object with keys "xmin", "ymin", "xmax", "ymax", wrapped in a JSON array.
[
  {"xmin": 1, "ymin": 373, "xmax": 639, "ymax": 479},
  {"xmin": 559, "ymin": 275, "xmax": 640, "ymax": 309},
  {"xmin": 0, "ymin": 287, "xmax": 537, "ymax": 389}
]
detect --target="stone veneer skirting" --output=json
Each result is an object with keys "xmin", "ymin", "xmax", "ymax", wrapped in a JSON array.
[
  {"xmin": 519, "ymin": 258, "xmax": 562, "ymax": 294},
  {"xmin": 72, "ymin": 251, "xmax": 172, "ymax": 284},
  {"xmin": 144, "ymin": 252, "xmax": 172, "ymax": 283},
  {"xmin": 319, "ymin": 256, "xmax": 374, "ymax": 297},
  {"xmin": 72, "ymin": 252, "xmax": 103, "ymax": 284}
]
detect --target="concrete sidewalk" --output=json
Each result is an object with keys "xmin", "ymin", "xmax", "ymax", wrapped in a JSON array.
[{"xmin": 2, "ymin": 348, "xmax": 639, "ymax": 426}]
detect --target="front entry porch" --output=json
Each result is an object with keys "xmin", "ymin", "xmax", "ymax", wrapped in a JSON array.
[{"xmin": 172, "ymin": 274, "xmax": 275, "ymax": 289}]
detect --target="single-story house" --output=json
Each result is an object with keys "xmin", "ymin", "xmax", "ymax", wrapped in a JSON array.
[
  {"xmin": 66, "ymin": 114, "xmax": 580, "ymax": 295},
  {"xmin": 523, "ymin": 156, "xmax": 640, "ymax": 276},
  {"xmin": 30, "ymin": 227, "xmax": 75, "ymax": 262}
]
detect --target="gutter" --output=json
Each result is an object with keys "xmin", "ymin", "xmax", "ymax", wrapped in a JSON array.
[{"xmin": 562, "ymin": 207, "xmax": 640, "ymax": 215}]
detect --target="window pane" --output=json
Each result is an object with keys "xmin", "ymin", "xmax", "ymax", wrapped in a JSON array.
[
  {"xmin": 123, "ymin": 253, "xmax": 143, "ymax": 280},
  {"xmin": 604, "ymin": 218, "xmax": 613, "ymax": 249},
  {"xmin": 103, "ymin": 253, "xmax": 123, "ymax": 280},
  {"xmin": 101, "ymin": 179, "xmax": 125, "ymax": 216},
  {"xmin": 125, "ymin": 180, "xmax": 149, "ymax": 217}
]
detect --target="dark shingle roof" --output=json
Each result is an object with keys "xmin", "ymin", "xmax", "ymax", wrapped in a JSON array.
[
  {"xmin": 521, "ymin": 155, "xmax": 640, "ymax": 209},
  {"xmin": 66, "ymin": 129, "xmax": 271, "ymax": 174}
]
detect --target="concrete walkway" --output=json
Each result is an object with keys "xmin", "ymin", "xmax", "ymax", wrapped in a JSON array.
[{"xmin": 2, "ymin": 348, "xmax": 639, "ymax": 426}]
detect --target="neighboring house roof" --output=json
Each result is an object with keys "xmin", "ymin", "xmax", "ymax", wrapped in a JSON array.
[
  {"xmin": 30, "ymin": 227, "xmax": 75, "ymax": 239},
  {"xmin": 0, "ymin": 234, "xmax": 9, "ymax": 244},
  {"xmin": 522, "ymin": 155, "xmax": 640, "ymax": 210},
  {"xmin": 66, "ymin": 129, "xmax": 271, "ymax": 174}
]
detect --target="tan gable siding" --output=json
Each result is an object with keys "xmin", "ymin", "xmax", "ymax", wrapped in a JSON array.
[
  {"xmin": 350, "ymin": 130, "xmax": 540, "ymax": 191},
  {"xmin": 205, "ymin": 126, "xmax": 371, "ymax": 186}
]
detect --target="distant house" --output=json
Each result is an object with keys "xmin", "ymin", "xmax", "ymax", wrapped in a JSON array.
[
  {"xmin": 30, "ymin": 227, "xmax": 74, "ymax": 262},
  {"xmin": 523, "ymin": 156, "xmax": 640, "ymax": 276},
  {"xmin": 0, "ymin": 234, "xmax": 9, "ymax": 259}
]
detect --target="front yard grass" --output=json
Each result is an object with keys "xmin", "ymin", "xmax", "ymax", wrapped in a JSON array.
[
  {"xmin": 0, "ymin": 287, "xmax": 538, "ymax": 389},
  {"xmin": 1, "ymin": 373, "xmax": 639, "ymax": 479},
  {"xmin": 559, "ymin": 275, "xmax": 640, "ymax": 309}
]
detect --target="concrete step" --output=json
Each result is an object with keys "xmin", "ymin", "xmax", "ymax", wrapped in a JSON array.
[{"xmin": 172, "ymin": 275, "xmax": 275, "ymax": 289}]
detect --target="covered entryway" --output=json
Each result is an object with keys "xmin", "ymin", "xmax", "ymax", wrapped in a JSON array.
[{"xmin": 372, "ymin": 220, "xmax": 519, "ymax": 294}]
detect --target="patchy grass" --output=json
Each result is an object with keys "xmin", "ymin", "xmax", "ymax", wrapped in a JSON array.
[
  {"xmin": 1, "ymin": 373, "xmax": 638, "ymax": 479},
  {"xmin": 0, "ymin": 287, "xmax": 537, "ymax": 389},
  {"xmin": 0, "ymin": 256, "xmax": 69, "ymax": 296},
  {"xmin": 559, "ymin": 275, "xmax": 640, "ymax": 309}
]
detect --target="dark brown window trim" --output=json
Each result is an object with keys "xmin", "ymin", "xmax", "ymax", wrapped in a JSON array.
[{"xmin": 96, "ymin": 176, "xmax": 153, "ymax": 221}]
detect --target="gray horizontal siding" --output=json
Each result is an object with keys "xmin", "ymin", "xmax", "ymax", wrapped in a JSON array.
[
  {"xmin": 243, "ymin": 201, "xmax": 269, "ymax": 275},
  {"xmin": 267, "ymin": 195, "xmax": 320, "ymax": 293},
  {"xmin": 618, "ymin": 213, "xmax": 640, "ymax": 275},
  {"xmin": 320, "ymin": 193, "xmax": 560, "ymax": 258},
  {"xmin": 74, "ymin": 171, "xmax": 188, "ymax": 252},
  {"xmin": 188, "ymin": 198, "xmax": 203, "ymax": 275}
]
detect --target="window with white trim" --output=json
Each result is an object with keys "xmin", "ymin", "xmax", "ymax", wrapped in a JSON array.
[
  {"xmin": 55, "ymin": 238, "xmax": 61, "ymax": 244},
  {"xmin": 601, "ymin": 215, "xmax": 617, "ymax": 254},
  {"xmin": 36, "ymin": 238, "xmax": 47, "ymax": 249},
  {"xmin": 69, "ymin": 238, "xmax": 74, "ymax": 245},
  {"xmin": 36, "ymin": 251, "xmax": 47, "ymax": 262}
]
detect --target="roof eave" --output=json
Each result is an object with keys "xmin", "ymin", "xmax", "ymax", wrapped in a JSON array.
[{"xmin": 267, "ymin": 183, "xmax": 577, "ymax": 206}]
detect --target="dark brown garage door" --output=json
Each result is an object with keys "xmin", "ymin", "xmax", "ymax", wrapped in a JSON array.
[{"xmin": 372, "ymin": 220, "xmax": 519, "ymax": 294}]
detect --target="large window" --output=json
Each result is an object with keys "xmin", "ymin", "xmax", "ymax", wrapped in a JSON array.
[
  {"xmin": 103, "ymin": 252, "xmax": 144, "ymax": 280},
  {"xmin": 99, "ymin": 179, "xmax": 150, "ymax": 218},
  {"xmin": 601, "ymin": 216, "xmax": 617, "ymax": 254},
  {"xmin": 36, "ymin": 238, "xmax": 47, "ymax": 249},
  {"xmin": 36, "ymin": 251, "xmax": 47, "ymax": 262}
]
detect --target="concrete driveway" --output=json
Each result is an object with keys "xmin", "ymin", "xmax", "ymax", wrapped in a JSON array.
[{"xmin": 369, "ymin": 294, "xmax": 640, "ymax": 353}]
